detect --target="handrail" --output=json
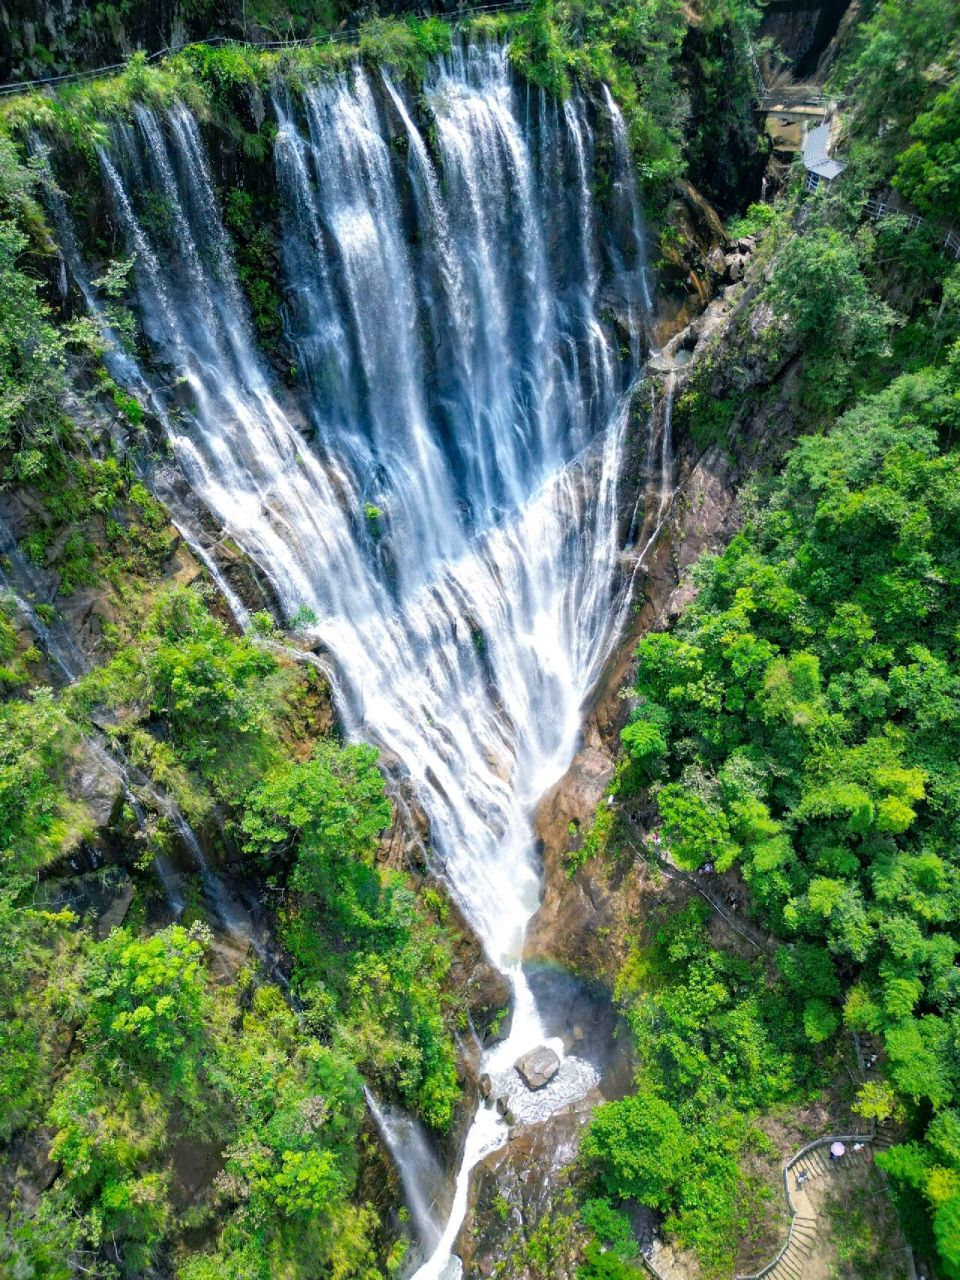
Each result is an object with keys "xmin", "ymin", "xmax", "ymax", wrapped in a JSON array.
[
  {"xmin": 747, "ymin": 36, "xmax": 831, "ymax": 111},
  {"xmin": 866, "ymin": 195, "xmax": 960, "ymax": 261},
  {"xmin": 739, "ymin": 1130, "xmax": 887, "ymax": 1280},
  {"xmin": 739, "ymin": 1213, "xmax": 818, "ymax": 1280},
  {"xmin": 623, "ymin": 820, "xmax": 775, "ymax": 955},
  {"xmin": 0, "ymin": 1, "xmax": 532, "ymax": 98},
  {"xmin": 759, "ymin": 91, "xmax": 827, "ymax": 107}
]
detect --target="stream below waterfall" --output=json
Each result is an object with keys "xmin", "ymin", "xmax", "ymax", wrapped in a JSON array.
[{"xmin": 48, "ymin": 35, "xmax": 668, "ymax": 1277}]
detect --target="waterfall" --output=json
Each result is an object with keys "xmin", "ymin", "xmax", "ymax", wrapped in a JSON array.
[
  {"xmin": 603, "ymin": 85, "xmax": 653, "ymax": 337},
  {"xmin": 55, "ymin": 36, "xmax": 659, "ymax": 1274},
  {"xmin": 633, "ymin": 369, "xmax": 678, "ymax": 569},
  {"xmin": 365, "ymin": 1087, "xmax": 446, "ymax": 1253},
  {"xmin": 0, "ymin": 514, "xmax": 89, "ymax": 683}
]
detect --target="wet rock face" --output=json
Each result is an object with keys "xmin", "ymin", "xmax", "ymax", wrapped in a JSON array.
[
  {"xmin": 452, "ymin": 973, "xmax": 632, "ymax": 1277},
  {"xmin": 526, "ymin": 741, "xmax": 618, "ymax": 977},
  {"xmin": 441, "ymin": 891, "xmax": 513, "ymax": 1046},
  {"xmin": 514, "ymin": 1047, "xmax": 561, "ymax": 1091},
  {"xmin": 654, "ymin": 180, "xmax": 730, "ymax": 347},
  {"xmin": 0, "ymin": 1125, "xmax": 59, "ymax": 1221},
  {"xmin": 455, "ymin": 1093, "xmax": 597, "ymax": 1280},
  {"xmin": 759, "ymin": 0, "xmax": 854, "ymax": 80},
  {"xmin": 528, "ymin": 269, "xmax": 807, "ymax": 989},
  {"xmin": 69, "ymin": 739, "xmax": 126, "ymax": 830},
  {"xmin": 42, "ymin": 866, "xmax": 135, "ymax": 938}
]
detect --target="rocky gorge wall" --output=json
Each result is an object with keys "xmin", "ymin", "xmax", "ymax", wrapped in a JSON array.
[
  {"xmin": 0, "ymin": 9, "xmax": 800, "ymax": 1271},
  {"xmin": 0, "ymin": 0, "xmax": 516, "ymax": 82}
]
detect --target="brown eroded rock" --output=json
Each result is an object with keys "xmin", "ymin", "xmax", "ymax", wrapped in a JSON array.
[
  {"xmin": 454, "ymin": 1092, "xmax": 597, "ymax": 1279},
  {"xmin": 527, "ymin": 291, "xmax": 757, "ymax": 982},
  {"xmin": 525, "ymin": 731, "xmax": 618, "ymax": 977}
]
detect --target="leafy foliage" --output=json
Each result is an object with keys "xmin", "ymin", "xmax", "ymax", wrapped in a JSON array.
[
  {"xmin": 0, "ymin": 589, "xmax": 460, "ymax": 1276},
  {"xmin": 0, "ymin": 690, "xmax": 90, "ymax": 876},
  {"xmin": 616, "ymin": 350, "xmax": 960, "ymax": 1274},
  {"xmin": 895, "ymin": 81, "xmax": 960, "ymax": 223},
  {"xmin": 582, "ymin": 902, "xmax": 812, "ymax": 1276},
  {"xmin": 223, "ymin": 188, "xmax": 283, "ymax": 353},
  {"xmin": 766, "ymin": 226, "xmax": 894, "ymax": 414},
  {"xmin": 0, "ymin": 137, "xmax": 73, "ymax": 483},
  {"xmin": 244, "ymin": 744, "xmax": 460, "ymax": 1129},
  {"xmin": 582, "ymin": 1089, "xmax": 687, "ymax": 1210},
  {"xmin": 506, "ymin": 0, "xmax": 759, "ymax": 197},
  {"xmin": 79, "ymin": 924, "xmax": 208, "ymax": 1084},
  {"xmin": 835, "ymin": 0, "xmax": 960, "ymax": 201}
]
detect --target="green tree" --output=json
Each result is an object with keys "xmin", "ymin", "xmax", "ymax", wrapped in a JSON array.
[
  {"xmin": 146, "ymin": 588, "xmax": 279, "ymax": 770},
  {"xmin": 767, "ymin": 228, "xmax": 894, "ymax": 411},
  {"xmin": 895, "ymin": 82, "xmax": 960, "ymax": 221},
  {"xmin": 657, "ymin": 783, "xmax": 739, "ymax": 871},
  {"xmin": 582, "ymin": 1089, "xmax": 687, "ymax": 1209},
  {"xmin": 0, "ymin": 691, "xmax": 89, "ymax": 876},
  {"xmin": 0, "ymin": 191, "xmax": 67, "ymax": 480},
  {"xmin": 242, "ymin": 740, "xmax": 391, "ymax": 876},
  {"xmin": 80, "ymin": 924, "xmax": 208, "ymax": 1087}
]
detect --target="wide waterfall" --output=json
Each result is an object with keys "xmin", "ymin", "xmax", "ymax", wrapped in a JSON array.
[{"xmin": 64, "ymin": 37, "xmax": 654, "ymax": 1277}]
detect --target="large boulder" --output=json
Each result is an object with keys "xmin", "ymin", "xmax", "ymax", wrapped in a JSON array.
[{"xmin": 514, "ymin": 1046, "xmax": 560, "ymax": 1091}]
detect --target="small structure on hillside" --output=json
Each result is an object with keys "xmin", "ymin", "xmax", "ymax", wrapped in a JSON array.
[{"xmin": 803, "ymin": 120, "xmax": 845, "ymax": 191}]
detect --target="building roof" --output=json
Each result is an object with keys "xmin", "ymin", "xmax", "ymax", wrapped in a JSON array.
[
  {"xmin": 810, "ymin": 158, "xmax": 846, "ymax": 180},
  {"xmin": 803, "ymin": 122, "xmax": 831, "ymax": 167},
  {"xmin": 803, "ymin": 122, "xmax": 846, "ymax": 180}
]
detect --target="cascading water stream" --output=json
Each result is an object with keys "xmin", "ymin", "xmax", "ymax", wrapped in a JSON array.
[
  {"xmin": 53, "ymin": 37, "xmax": 662, "ymax": 1275},
  {"xmin": 365, "ymin": 1087, "xmax": 447, "ymax": 1253},
  {"xmin": 0, "ymin": 514, "xmax": 89, "ymax": 683}
]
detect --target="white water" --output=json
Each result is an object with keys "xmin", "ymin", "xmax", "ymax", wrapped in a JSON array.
[
  {"xmin": 57, "ymin": 38, "xmax": 658, "ymax": 1274},
  {"xmin": 365, "ymin": 1087, "xmax": 447, "ymax": 1252}
]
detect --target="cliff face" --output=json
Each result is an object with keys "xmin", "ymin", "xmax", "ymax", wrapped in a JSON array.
[
  {"xmin": 0, "ymin": 10, "xmax": 782, "ymax": 1271},
  {"xmin": 1, "ymin": 0, "xmax": 182, "ymax": 80},
  {"xmin": 757, "ymin": 0, "xmax": 855, "ymax": 80},
  {"xmin": 529, "ymin": 232, "xmax": 811, "ymax": 980},
  {"xmin": 0, "ymin": 0, "xmax": 509, "ymax": 81}
]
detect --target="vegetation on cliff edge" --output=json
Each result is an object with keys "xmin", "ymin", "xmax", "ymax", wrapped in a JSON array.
[
  {"xmin": 0, "ymin": 587, "xmax": 461, "ymax": 1278},
  {"xmin": 581, "ymin": 1, "xmax": 960, "ymax": 1275}
]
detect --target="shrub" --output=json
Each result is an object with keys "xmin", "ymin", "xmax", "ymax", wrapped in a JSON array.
[{"xmin": 582, "ymin": 1090, "xmax": 687, "ymax": 1209}]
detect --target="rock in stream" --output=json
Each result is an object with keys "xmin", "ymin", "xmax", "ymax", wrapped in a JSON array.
[{"xmin": 514, "ymin": 1046, "xmax": 561, "ymax": 1091}]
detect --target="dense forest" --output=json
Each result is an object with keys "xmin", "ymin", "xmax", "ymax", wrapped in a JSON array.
[
  {"xmin": 583, "ymin": 0, "xmax": 960, "ymax": 1276},
  {"xmin": 0, "ymin": 0, "xmax": 958, "ymax": 1279}
]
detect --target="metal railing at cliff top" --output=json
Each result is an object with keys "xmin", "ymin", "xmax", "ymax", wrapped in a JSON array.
[{"xmin": 0, "ymin": 1, "xmax": 532, "ymax": 98}]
